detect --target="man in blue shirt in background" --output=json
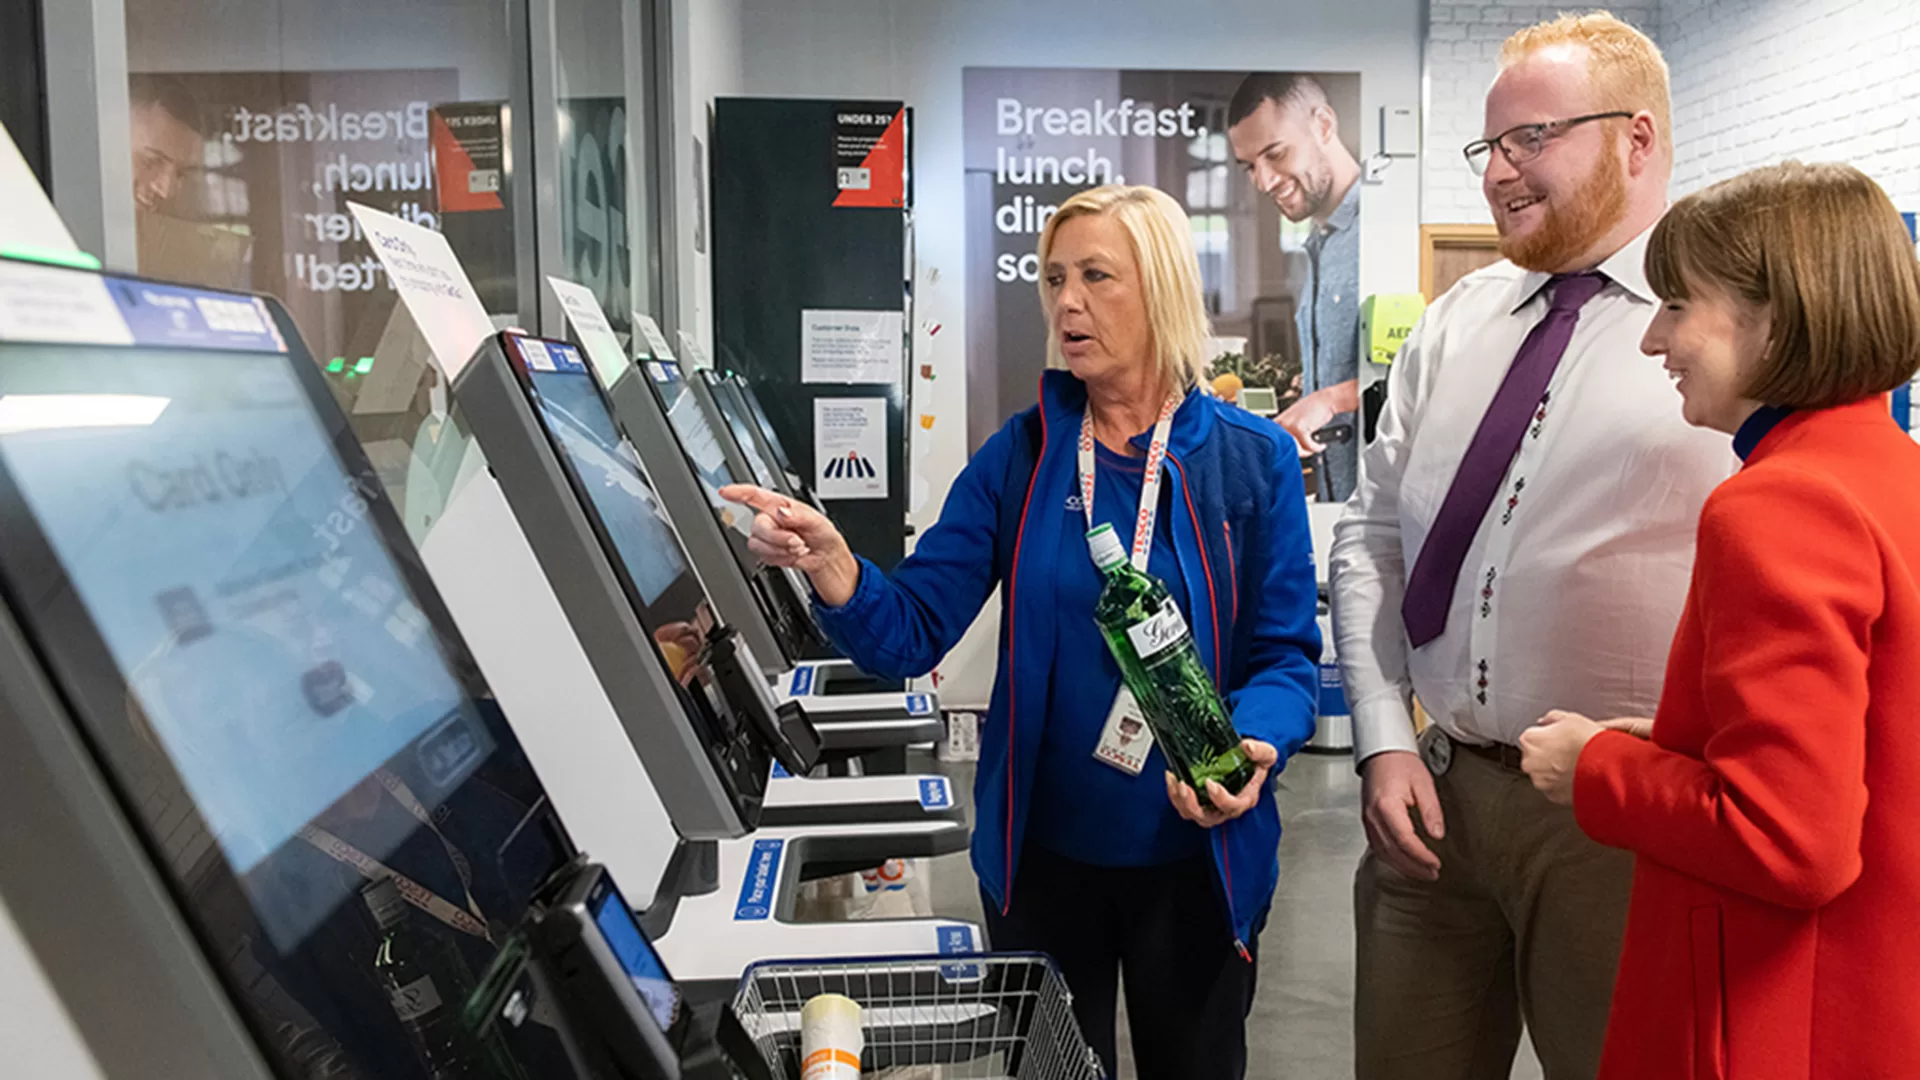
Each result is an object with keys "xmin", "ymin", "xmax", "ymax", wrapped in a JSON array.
[{"xmin": 1229, "ymin": 73, "xmax": 1364, "ymax": 501}]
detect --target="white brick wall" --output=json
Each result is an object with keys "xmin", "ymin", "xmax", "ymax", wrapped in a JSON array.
[
  {"xmin": 1423, "ymin": 2, "xmax": 1659, "ymax": 223},
  {"xmin": 1424, "ymin": 1, "xmax": 1920, "ymax": 222},
  {"xmin": 1660, "ymin": 0, "xmax": 1920, "ymax": 205}
]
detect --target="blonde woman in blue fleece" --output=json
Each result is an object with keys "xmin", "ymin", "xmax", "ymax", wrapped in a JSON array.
[{"xmin": 723, "ymin": 184, "xmax": 1319, "ymax": 1080}]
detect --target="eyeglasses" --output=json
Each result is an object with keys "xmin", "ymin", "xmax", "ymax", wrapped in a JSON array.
[{"xmin": 1462, "ymin": 112, "xmax": 1633, "ymax": 176}]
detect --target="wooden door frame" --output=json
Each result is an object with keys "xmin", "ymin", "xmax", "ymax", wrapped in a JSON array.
[{"xmin": 1419, "ymin": 223, "xmax": 1502, "ymax": 300}]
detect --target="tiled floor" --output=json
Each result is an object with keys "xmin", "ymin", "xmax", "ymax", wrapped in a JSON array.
[{"xmin": 919, "ymin": 751, "xmax": 1545, "ymax": 1080}]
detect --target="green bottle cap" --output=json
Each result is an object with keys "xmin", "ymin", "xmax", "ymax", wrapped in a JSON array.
[{"xmin": 1086, "ymin": 523, "xmax": 1127, "ymax": 570}]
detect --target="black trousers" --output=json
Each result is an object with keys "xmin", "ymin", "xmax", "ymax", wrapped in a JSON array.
[{"xmin": 982, "ymin": 845, "xmax": 1264, "ymax": 1080}]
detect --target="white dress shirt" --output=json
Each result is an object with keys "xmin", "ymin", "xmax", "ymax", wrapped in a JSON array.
[{"xmin": 1330, "ymin": 223, "xmax": 1737, "ymax": 762}]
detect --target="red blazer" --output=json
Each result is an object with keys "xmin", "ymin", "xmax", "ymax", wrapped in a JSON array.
[{"xmin": 1575, "ymin": 398, "xmax": 1920, "ymax": 1080}]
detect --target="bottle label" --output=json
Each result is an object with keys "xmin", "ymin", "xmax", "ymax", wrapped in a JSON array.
[
  {"xmin": 1127, "ymin": 599, "xmax": 1189, "ymax": 660},
  {"xmin": 390, "ymin": 975, "xmax": 444, "ymax": 1022}
]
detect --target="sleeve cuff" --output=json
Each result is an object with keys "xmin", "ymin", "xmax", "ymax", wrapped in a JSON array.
[
  {"xmin": 1572, "ymin": 729, "xmax": 1644, "ymax": 849},
  {"xmin": 811, "ymin": 555, "xmax": 880, "ymax": 626},
  {"xmin": 1351, "ymin": 693, "xmax": 1419, "ymax": 767}
]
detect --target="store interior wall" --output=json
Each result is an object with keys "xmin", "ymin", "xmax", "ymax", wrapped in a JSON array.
[
  {"xmin": 1659, "ymin": 0, "xmax": 1920, "ymax": 203},
  {"xmin": 1425, "ymin": 0, "xmax": 1920, "ymax": 222},
  {"xmin": 668, "ymin": 0, "xmax": 745, "ymax": 350},
  {"xmin": 689, "ymin": 0, "xmax": 1425, "ymax": 707}
]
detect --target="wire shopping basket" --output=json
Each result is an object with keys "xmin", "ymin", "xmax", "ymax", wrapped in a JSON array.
[{"xmin": 729, "ymin": 952, "xmax": 1105, "ymax": 1079}]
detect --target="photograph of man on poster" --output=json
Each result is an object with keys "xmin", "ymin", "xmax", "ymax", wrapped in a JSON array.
[
  {"xmin": 962, "ymin": 66, "xmax": 1362, "ymax": 503},
  {"xmin": 1228, "ymin": 72, "xmax": 1364, "ymax": 502}
]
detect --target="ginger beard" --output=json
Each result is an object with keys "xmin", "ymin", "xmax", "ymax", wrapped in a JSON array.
[{"xmin": 1498, "ymin": 138, "xmax": 1629, "ymax": 272}]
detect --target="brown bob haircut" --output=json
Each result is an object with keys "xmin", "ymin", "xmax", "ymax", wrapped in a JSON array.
[{"xmin": 1647, "ymin": 161, "xmax": 1920, "ymax": 408}]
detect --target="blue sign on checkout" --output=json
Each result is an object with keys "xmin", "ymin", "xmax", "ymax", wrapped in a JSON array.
[
  {"xmin": 904, "ymin": 693, "xmax": 934, "ymax": 716},
  {"xmin": 918, "ymin": 777, "xmax": 951, "ymax": 810},
  {"xmin": 937, "ymin": 924, "xmax": 981, "ymax": 981},
  {"xmin": 789, "ymin": 665, "xmax": 816, "ymax": 697},
  {"xmin": 733, "ymin": 838, "xmax": 783, "ymax": 920}
]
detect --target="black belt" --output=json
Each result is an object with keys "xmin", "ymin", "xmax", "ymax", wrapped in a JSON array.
[{"xmin": 1456, "ymin": 739, "xmax": 1525, "ymax": 771}]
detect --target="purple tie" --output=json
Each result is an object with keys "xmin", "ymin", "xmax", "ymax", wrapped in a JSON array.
[{"xmin": 1402, "ymin": 271, "xmax": 1609, "ymax": 648}]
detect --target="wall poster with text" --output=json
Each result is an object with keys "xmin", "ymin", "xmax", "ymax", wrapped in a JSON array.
[{"xmin": 963, "ymin": 67, "xmax": 1365, "ymax": 500}]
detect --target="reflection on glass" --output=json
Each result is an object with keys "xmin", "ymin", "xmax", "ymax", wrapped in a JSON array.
[
  {"xmin": 0, "ymin": 339, "xmax": 573, "ymax": 1078},
  {"xmin": 653, "ymin": 369, "xmax": 752, "ymax": 541},
  {"xmin": 0, "ymin": 348, "xmax": 488, "ymax": 890},
  {"xmin": 710, "ymin": 381, "xmax": 780, "ymax": 490},
  {"xmin": 520, "ymin": 352, "xmax": 716, "ymax": 685}
]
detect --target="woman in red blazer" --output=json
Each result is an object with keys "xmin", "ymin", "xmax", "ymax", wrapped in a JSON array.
[{"xmin": 1518, "ymin": 161, "xmax": 1920, "ymax": 1080}]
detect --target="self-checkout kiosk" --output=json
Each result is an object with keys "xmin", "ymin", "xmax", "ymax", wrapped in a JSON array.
[
  {"xmin": 0, "ymin": 257, "xmax": 707, "ymax": 1078},
  {"xmin": 347, "ymin": 201, "xmax": 978, "ymax": 970},
  {"xmin": 0, "ymin": 256, "xmax": 985, "ymax": 1079},
  {"xmin": 449, "ymin": 328, "xmax": 967, "ymax": 838},
  {"xmin": 667, "ymin": 361, "xmax": 938, "ymax": 728},
  {"xmin": 594, "ymin": 319, "xmax": 946, "ymax": 759}
]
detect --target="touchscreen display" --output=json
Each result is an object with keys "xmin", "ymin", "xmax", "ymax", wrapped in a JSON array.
[
  {"xmin": 650, "ymin": 365, "xmax": 753, "ymax": 542},
  {"xmin": 0, "ymin": 343, "xmax": 493, "ymax": 893},
  {"xmin": 514, "ymin": 339, "xmax": 717, "ymax": 683},
  {"xmin": 708, "ymin": 380, "xmax": 780, "ymax": 490},
  {"xmin": 736, "ymin": 379, "xmax": 795, "ymax": 471},
  {"xmin": 591, "ymin": 882, "xmax": 681, "ymax": 1033}
]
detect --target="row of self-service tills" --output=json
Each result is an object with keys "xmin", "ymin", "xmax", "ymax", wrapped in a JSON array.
[{"xmin": 0, "ymin": 255, "xmax": 974, "ymax": 1080}]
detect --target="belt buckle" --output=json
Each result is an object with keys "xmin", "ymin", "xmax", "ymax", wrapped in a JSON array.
[{"xmin": 1418, "ymin": 726, "xmax": 1453, "ymax": 777}]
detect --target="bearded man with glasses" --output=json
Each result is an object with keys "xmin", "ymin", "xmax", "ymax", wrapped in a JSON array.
[{"xmin": 1328, "ymin": 13, "xmax": 1736, "ymax": 1080}]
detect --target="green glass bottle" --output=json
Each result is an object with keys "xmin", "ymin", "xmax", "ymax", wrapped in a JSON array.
[
  {"xmin": 1087, "ymin": 522, "xmax": 1255, "ymax": 807},
  {"xmin": 363, "ymin": 878, "xmax": 514, "ymax": 1080}
]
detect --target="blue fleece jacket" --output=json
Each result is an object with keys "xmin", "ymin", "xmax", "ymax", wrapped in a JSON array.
[{"xmin": 814, "ymin": 371, "xmax": 1321, "ymax": 953}]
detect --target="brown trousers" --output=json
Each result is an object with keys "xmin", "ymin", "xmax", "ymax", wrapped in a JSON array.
[{"xmin": 1353, "ymin": 747, "xmax": 1633, "ymax": 1080}]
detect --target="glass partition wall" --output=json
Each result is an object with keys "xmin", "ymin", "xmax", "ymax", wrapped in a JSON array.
[{"xmin": 75, "ymin": 0, "xmax": 668, "ymax": 542}]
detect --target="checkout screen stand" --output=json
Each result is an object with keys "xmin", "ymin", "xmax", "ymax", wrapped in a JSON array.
[
  {"xmin": 0, "ymin": 275, "xmax": 583, "ymax": 1080},
  {"xmin": 644, "ymin": 362, "xmax": 826, "ymax": 662},
  {"xmin": 505, "ymin": 336, "xmax": 818, "ymax": 779}
]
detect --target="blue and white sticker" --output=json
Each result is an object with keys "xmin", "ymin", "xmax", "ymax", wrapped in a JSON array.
[
  {"xmin": 733, "ymin": 838, "xmax": 784, "ymax": 920},
  {"xmin": 904, "ymin": 693, "xmax": 934, "ymax": 717},
  {"xmin": 918, "ymin": 777, "xmax": 951, "ymax": 810},
  {"xmin": 546, "ymin": 342, "xmax": 587, "ymax": 373},
  {"xmin": 647, "ymin": 361, "xmax": 670, "ymax": 383},
  {"xmin": 518, "ymin": 337, "xmax": 554, "ymax": 371},
  {"xmin": 937, "ymin": 924, "xmax": 981, "ymax": 981},
  {"xmin": 789, "ymin": 665, "xmax": 816, "ymax": 697},
  {"xmin": 1317, "ymin": 662, "xmax": 1349, "ymax": 718}
]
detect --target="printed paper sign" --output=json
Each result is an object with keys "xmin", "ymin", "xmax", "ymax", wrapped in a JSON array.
[
  {"xmin": 801, "ymin": 309, "xmax": 902, "ymax": 384},
  {"xmin": 547, "ymin": 277, "xmax": 631, "ymax": 388},
  {"xmin": 813, "ymin": 397, "xmax": 888, "ymax": 500},
  {"xmin": 0, "ymin": 262, "xmax": 133, "ymax": 346},
  {"xmin": 348, "ymin": 203, "xmax": 494, "ymax": 380},
  {"xmin": 0, "ymin": 123, "xmax": 79, "ymax": 254},
  {"xmin": 633, "ymin": 313, "xmax": 675, "ymax": 361},
  {"xmin": 675, "ymin": 330, "xmax": 712, "ymax": 371}
]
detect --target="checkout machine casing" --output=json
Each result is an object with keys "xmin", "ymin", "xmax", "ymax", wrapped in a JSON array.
[
  {"xmin": 447, "ymin": 332, "xmax": 975, "ymax": 984},
  {"xmin": 608, "ymin": 353, "xmax": 944, "ymax": 759}
]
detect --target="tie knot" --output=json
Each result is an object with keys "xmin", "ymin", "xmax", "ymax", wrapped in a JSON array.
[{"xmin": 1547, "ymin": 271, "xmax": 1608, "ymax": 314}]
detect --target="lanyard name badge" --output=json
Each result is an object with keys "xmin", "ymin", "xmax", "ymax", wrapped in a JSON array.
[
  {"xmin": 299, "ymin": 769, "xmax": 493, "ymax": 942},
  {"xmin": 1081, "ymin": 395, "xmax": 1180, "ymax": 777}
]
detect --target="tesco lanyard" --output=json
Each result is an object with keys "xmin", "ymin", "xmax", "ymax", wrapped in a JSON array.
[
  {"xmin": 1078, "ymin": 395, "xmax": 1180, "ymax": 571},
  {"xmin": 298, "ymin": 769, "xmax": 493, "ymax": 942}
]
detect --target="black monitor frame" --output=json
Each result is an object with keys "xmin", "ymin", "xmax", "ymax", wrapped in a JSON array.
[{"xmin": 0, "ymin": 258, "xmax": 579, "ymax": 1080}]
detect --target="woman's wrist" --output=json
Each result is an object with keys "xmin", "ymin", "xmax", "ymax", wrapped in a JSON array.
[{"xmin": 809, "ymin": 549, "xmax": 861, "ymax": 608}]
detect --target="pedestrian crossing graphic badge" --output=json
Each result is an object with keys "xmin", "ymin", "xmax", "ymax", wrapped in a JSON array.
[
  {"xmin": 814, "ymin": 397, "xmax": 888, "ymax": 499},
  {"xmin": 823, "ymin": 451, "xmax": 877, "ymax": 479}
]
